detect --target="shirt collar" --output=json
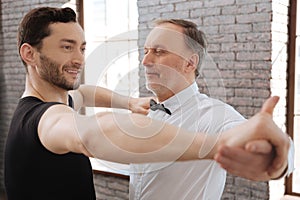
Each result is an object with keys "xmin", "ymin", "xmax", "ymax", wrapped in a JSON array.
[{"xmin": 160, "ymin": 82, "xmax": 199, "ymax": 114}]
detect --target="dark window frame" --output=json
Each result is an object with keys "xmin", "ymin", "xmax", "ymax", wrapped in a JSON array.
[{"xmin": 286, "ymin": 0, "xmax": 300, "ymax": 197}]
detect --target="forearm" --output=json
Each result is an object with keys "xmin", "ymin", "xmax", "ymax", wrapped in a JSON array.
[
  {"xmin": 77, "ymin": 85, "xmax": 128, "ymax": 108},
  {"xmin": 78, "ymin": 112, "xmax": 217, "ymax": 164},
  {"xmin": 73, "ymin": 85, "xmax": 128, "ymax": 108}
]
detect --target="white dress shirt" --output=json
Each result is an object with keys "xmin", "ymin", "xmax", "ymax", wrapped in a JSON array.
[{"xmin": 129, "ymin": 82, "xmax": 246, "ymax": 200}]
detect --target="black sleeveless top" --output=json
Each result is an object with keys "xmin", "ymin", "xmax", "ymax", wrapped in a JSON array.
[{"xmin": 4, "ymin": 96, "xmax": 96, "ymax": 200}]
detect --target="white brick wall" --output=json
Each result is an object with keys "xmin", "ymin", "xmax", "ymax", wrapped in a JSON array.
[
  {"xmin": 0, "ymin": 0, "xmax": 291, "ymax": 199},
  {"xmin": 137, "ymin": 0, "xmax": 290, "ymax": 199}
]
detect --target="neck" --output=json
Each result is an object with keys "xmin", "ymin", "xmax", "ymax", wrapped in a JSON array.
[
  {"xmin": 23, "ymin": 75, "xmax": 69, "ymax": 104},
  {"xmin": 156, "ymin": 91, "xmax": 174, "ymax": 102},
  {"xmin": 154, "ymin": 81, "xmax": 195, "ymax": 102}
]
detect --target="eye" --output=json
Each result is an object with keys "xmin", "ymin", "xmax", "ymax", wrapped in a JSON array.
[
  {"xmin": 154, "ymin": 48, "xmax": 165, "ymax": 55},
  {"xmin": 144, "ymin": 48, "xmax": 149, "ymax": 55},
  {"xmin": 155, "ymin": 48, "xmax": 161, "ymax": 54},
  {"xmin": 62, "ymin": 45, "xmax": 73, "ymax": 51},
  {"xmin": 81, "ymin": 47, "xmax": 86, "ymax": 54}
]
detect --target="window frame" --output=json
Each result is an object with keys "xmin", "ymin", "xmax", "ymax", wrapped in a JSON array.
[{"xmin": 286, "ymin": 0, "xmax": 300, "ymax": 196}]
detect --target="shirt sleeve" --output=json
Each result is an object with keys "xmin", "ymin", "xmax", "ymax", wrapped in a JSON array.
[
  {"xmin": 286, "ymin": 137, "xmax": 295, "ymax": 177},
  {"xmin": 273, "ymin": 137, "xmax": 295, "ymax": 180}
]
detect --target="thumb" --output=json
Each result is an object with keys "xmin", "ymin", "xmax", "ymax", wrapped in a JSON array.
[
  {"xmin": 245, "ymin": 140, "xmax": 273, "ymax": 154},
  {"xmin": 261, "ymin": 96, "xmax": 280, "ymax": 116}
]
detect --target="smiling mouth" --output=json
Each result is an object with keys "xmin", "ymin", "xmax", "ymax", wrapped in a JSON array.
[{"xmin": 65, "ymin": 69, "xmax": 81, "ymax": 78}]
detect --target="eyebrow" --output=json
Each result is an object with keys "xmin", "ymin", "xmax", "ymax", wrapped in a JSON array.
[
  {"xmin": 61, "ymin": 38, "xmax": 86, "ymax": 46},
  {"xmin": 144, "ymin": 44, "xmax": 167, "ymax": 50}
]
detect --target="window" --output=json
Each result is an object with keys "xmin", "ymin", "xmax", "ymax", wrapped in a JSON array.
[
  {"xmin": 286, "ymin": 0, "xmax": 300, "ymax": 196},
  {"xmin": 83, "ymin": 0, "xmax": 139, "ymax": 100},
  {"xmin": 82, "ymin": 0, "xmax": 139, "ymax": 175}
]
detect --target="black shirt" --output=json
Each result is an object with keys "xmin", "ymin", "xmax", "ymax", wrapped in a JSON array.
[{"xmin": 4, "ymin": 96, "xmax": 96, "ymax": 200}]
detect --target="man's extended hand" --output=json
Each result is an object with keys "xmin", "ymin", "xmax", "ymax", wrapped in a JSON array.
[
  {"xmin": 129, "ymin": 96, "xmax": 154, "ymax": 115},
  {"xmin": 215, "ymin": 96, "xmax": 290, "ymax": 181},
  {"xmin": 214, "ymin": 140, "xmax": 275, "ymax": 181}
]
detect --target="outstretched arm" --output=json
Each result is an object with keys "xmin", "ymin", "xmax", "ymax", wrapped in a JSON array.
[
  {"xmin": 38, "ymin": 95, "xmax": 291, "ymax": 179},
  {"xmin": 69, "ymin": 84, "xmax": 152, "ymax": 115},
  {"xmin": 215, "ymin": 96, "xmax": 292, "ymax": 181},
  {"xmin": 39, "ymin": 105, "xmax": 209, "ymax": 163}
]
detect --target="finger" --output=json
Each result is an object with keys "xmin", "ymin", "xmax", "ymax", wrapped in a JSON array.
[
  {"xmin": 261, "ymin": 96, "xmax": 279, "ymax": 115},
  {"xmin": 268, "ymin": 150, "xmax": 288, "ymax": 176},
  {"xmin": 137, "ymin": 107, "xmax": 150, "ymax": 115},
  {"xmin": 215, "ymin": 146, "xmax": 256, "ymax": 172},
  {"xmin": 215, "ymin": 146, "xmax": 267, "ymax": 181},
  {"xmin": 215, "ymin": 145, "xmax": 273, "ymax": 181},
  {"xmin": 268, "ymin": 159, "xmax": 288, "ymax": 178},
  {"xmin": 268, "ymin": 136, "xmax": 289, "ymax": 175},
  {"xmin": 215, "ymin": 146, "xmax": 246, "ymax": 172},
  {"xmin": 142, "ymin": 108, "xmax": 150, "ymax": 115},
  {"xmin": 245, "ymin": 140, "xmax": 273, "ymax": 154},
  {"xmin": 259, "ymin": 96, "xmax": 289, "ymax": 173},
  {"xmin": 215, "ymin": 155, "xmax": 246, "ymax": 178}
]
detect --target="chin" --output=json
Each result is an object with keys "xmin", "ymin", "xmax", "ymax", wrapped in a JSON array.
[
  {"xmin": 62, "ymin": 82, "xmax": 80, "ymax": 91},
  {"xmin": 69, "ymin": 78, "xmax": 81, "ymax": 89},
  {"xmin": 146, "ymin": 84, "xmax": 161, "ymax": 94},
  {"xmin": 71, "ymin": 82, "xmax": 81, "ymax": 90}
]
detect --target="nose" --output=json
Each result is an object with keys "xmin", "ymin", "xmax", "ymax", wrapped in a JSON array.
[
  {"xmin": 142, "ymin": 51, "xmax": 154, "ymax": 68},
  {"xmin": 71, "ymin": 49, "xmax": 85, "ymax": 68}
]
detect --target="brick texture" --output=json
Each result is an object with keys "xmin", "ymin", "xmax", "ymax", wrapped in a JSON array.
[
  {"xmin": 137, "ymin": 0, "xmax": 289, "ymax": 199},
  {"xmin": 93, "ymin": 173, "xmax": 129, "ymax": 200},
  {"xmin": 0, "ymin": 0, "xmax": 290, "ymax": 199}
]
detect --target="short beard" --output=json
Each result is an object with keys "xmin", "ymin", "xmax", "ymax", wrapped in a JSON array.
[{"xmin": 39, "ymin": 54, "xmax": 81, "ymax": 90}]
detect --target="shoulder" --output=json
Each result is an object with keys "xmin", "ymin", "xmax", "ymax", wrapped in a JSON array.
[
  {"xmin": 39, "ymin": 103, "xmax": 76, "ymax": 127},
  {"xmin": 15, "ymin": 97, "xmax": 68, "ymax": 124},
  {"xmin": 192, "ymin": 94, "xmax": 232, "ymax": 111},
  {"xmin": 193, "ymin": 95, "xmax": 246, "ymax": 128}
]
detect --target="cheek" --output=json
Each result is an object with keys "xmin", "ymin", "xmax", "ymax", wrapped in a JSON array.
[
  {"xmin": 160, "ymin": 61, "xmax": 184, "ymax": 77},
  {"xmin": 47, "ymin": 53, "xmax": 70, "ymax": 65}
]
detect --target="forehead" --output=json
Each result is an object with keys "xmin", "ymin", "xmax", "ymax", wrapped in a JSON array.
[
  {"xmin": 145, "ymin": 23, "xmax": 191, "ymax": 57},
  {"xmin": 46, "ymin": 22, "xmax": 85, "ymax": 44}
]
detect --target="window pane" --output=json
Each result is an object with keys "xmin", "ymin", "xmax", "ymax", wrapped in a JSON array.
[
  {"xmin": 83, "ymin": 0, "xmax": 138, "ymax": 175},
  {"xmin": 293, "ymin": 10, "xmax": 300, "ymax": 191},
  {"xmin": 293, "ymin": 36, "xmax": 300, "ymax": 193}
]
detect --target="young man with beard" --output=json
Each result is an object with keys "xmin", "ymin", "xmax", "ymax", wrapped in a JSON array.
[
  {"xmin": 4, "ymin": 7, "xmax": 292, "ymax": 200},
  {"xmin": 129, "ymin": 19, "xmax": 294, "ymax": 200}
]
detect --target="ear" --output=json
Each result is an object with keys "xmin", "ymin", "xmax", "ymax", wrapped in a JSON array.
[
  {"xmin": 185, "ymin": 54, "xmax": 199, "ymax": 73},
  {"xmin": 19, "ymin": 43, "xmax": 38, "ymax": 66}
]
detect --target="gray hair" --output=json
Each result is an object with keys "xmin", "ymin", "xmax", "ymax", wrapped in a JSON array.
[{"xmin": 154, "ymin": 19, "xmax": 208, "ymax": 77}]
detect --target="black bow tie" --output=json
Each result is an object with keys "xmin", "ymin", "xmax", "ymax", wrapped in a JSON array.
[{"xmin": 150, "ymin": 99, "xmax": 171, "ymax": 115}]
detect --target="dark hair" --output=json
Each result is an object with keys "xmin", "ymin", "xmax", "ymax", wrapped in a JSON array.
[
  {"xmin": 18, "ymin": 7, "xmax": 77, "ymax": 66},
  {"xmin": 154, "ymin": 19, "xmax": 207, "ymax": 77}
]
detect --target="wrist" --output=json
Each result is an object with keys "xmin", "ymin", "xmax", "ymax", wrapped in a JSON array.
[
  {"xmin": 198, "ymin": 134, "xmax": 221, "ymax": 159},
  {"xmin": 127, "ymin": 97, "xmax": 134, "ymax": 111},
  {"xmin": 115, "ymin": 94, "xmax": 131, "ymax": 110}
]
